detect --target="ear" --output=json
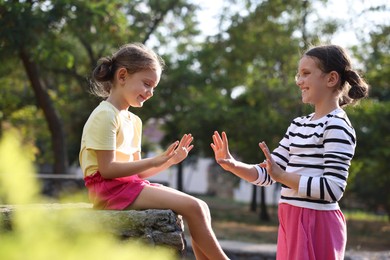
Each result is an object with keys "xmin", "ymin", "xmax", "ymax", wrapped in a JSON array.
[
  {"xmin": 116, "ymin": 68, "xmax": 128, "ymax": 85},
  {"xmin": 327, "ymin": 71, "xmax": 340, "ymax": 88}
]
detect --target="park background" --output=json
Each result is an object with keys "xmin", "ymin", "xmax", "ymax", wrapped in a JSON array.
[{"xmin": 0, "ymin": 0, "xmax": 389, "ymax": 258}]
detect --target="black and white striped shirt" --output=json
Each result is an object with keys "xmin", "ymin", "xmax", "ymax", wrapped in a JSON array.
[{"xmin": 252, "ymin": 108, "xmax": 356, "ymax": 210}]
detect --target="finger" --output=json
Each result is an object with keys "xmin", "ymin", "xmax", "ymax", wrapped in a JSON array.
[
  {"xmin": 211, "ymin": 134, "xmax": 220, "ymax": 149},
  {"xmin": 259, "ymin": 141, "xmax": 272, "ymax": 161},
  {"xmin": 210, "ymin": 143, "xmax": 216, "ymax": 152},
  {"xmin": 184, "ymin": 135, "xmax": 194, "ymax": 147},
  {"xmin": 213, "ymin": 131, "xmax": 223, "ymax": 147},
  {"xmin": 167, "ymin": 141, "xmax": 179, "ymax": 153},
  {"xmin": 178, "ymin": 134, "xmax": 188, "ymax": 147},
  {"xmin": 258, "ymin": 142, "xmax": 268, "ymax": 156},
  {"xmin": 186, "ymin": 145, "xmax": 194, "ymax": 153},
  {"xmin": 259, "ymin": 162, "xmax": 267, "ymax": 168},
  {"xmin": 221, "ymin": 131, "xmax": 229, "ymax": 150}
]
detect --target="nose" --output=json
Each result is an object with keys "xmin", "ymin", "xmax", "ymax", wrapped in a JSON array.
[
  {"xmin": 295, "ymin": 75, "xmax": 303, "ymax": 86},
  {"xmin": 146, "ymin": 89, "xmax": 153, "ymax": 98}
]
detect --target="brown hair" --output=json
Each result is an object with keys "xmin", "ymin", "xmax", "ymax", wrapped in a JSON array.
[
  {"xmin": 304, "ymin": 44, "xmax": 369, "ymax": 106},
  {"xmin": 90, "ymin": 43, "xmax": 165, "ymax": 98}
]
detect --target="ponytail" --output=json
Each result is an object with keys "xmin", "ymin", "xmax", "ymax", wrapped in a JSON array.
[
  {"xmin": 339, "ymin": 69, "xmax": 369, "ymax": 107},
  {"xmin": 89, "ymin": 56, "xmax": 116, "ymax": 98}
]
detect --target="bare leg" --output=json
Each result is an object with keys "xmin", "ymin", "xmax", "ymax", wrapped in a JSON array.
[
  {"xmin": 192, "ymin": 239, "xmax": 208, "ymax": 260},
  {"xmin": 128, "ymin": 185, "xmax": 228, "ymax": 260}
]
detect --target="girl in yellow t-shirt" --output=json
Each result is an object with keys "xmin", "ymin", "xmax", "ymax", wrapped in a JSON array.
[{"xmin": 79, "ymin": 43, "xmax": 228, "ymax": 260}]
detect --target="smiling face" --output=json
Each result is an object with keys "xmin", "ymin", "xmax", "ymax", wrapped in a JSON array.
[
  {"xmin": 109, "ymin": 67, "xmax": 161, "ymax": 110},
  {"xmin": 295, "ymin": 56, "xmax": 331, "ymax": 106},
  {"xmin": 123, "ymin": 68, "xmax": 161, "ymax": 108}
]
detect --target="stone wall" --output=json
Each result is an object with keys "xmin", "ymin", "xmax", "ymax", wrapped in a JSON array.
[{"xmin": 0, "ymin": 203, "xmax": 186, "ymax": 252}]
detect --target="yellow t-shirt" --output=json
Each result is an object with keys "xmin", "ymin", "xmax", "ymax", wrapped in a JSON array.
[{"xmin": 79, "ymin": 101, "xmax": 142, "ymax": 177}]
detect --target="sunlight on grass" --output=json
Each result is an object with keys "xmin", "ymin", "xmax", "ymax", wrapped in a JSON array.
[
  {"xmin": 0, "ymin": 131, "xmax": 176, "ymax": 260},
  {"xmin": 344, "ymin": 210, "xmax": 388, "ymax": 222}
]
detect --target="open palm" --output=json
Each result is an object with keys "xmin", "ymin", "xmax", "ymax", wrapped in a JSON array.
[
  {"xmin": 210, "ymin": 131, "xmax": 236, "ymax": 171},
  {"xmin": 170, "ymin": 133, "xmax": 194, "ymax": 165}
]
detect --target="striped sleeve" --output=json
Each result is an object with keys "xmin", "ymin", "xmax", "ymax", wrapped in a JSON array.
[
  {"xmin": 271, "ymin": 128, "xmax": 291, "ymax": 171},
  {"xmin": 298, "ymin": 116, "xmax": 356, "ymax": 202},
  {"xmin": 251, "ymin": 124, "xmax": 292, "ymax": 187},
  {"xmin": 250, "ymin": 164, "xmax": 275, "ymax": 186}
]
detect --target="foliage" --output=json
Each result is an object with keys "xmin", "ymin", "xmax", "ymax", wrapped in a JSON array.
[
  {"xmin": 352, "ymin": 25, "xmax": 390, "ymax": 101},
  {"xmin": 1, "ymin": 0, "xmax": 390, "ymax": 217},
  {"xmin": 0, "ymin": 131, "xmax": 175, "ymax": 260},
  {"xmin": 345, "ymin": 23, "xmax": 390, "ymax": 218},
  {"xmin": 0, "ymin": 0, "xmax": 200, "ymax": 170},
  {"xmin": 346, "ymin": 100, "xmax": 390, "ymax": 218},
  {"xmin": 190, "ymin": 0, "xmax": 339, "ymax": 162}
]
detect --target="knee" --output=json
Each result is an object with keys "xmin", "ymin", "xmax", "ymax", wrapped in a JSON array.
[{"xmin": 184, "ymin": 198, "xmax": 211, "ymax": 222}]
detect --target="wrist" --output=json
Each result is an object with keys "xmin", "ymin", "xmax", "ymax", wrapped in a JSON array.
[{"xmin": 166, "ymin": 158, "xmax": 176, "ymax": 167}]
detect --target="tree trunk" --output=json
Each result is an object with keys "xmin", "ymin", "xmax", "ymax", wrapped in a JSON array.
[
  {"xmin": 250, "ymin": 185, "xmax": 257, "ymax": 212},
  {"xmin": 19, "ymin": 48, "xmax": 68, "ymax": 174},
  {"xmin": 259, "ymin": 186, "xmax": 270, "ymax": 221},
  {"xmin": 177, "ymin": 162, "xmax": 183, "ymax": 192}
]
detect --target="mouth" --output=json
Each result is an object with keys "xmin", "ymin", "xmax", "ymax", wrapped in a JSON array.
[{"xmin": 138, "ymin": 95, "xmax": 147, "ymax": 103}]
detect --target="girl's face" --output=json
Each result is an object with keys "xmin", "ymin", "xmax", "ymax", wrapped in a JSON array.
[
  {"xmin": 295, "ymin": 56, "xmax": 331, "ymax": 106},
  {"xmin": 118, "ymin": 68, "xmax": 161, "ymax": 108}
]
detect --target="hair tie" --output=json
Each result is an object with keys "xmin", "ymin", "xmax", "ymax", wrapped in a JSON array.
[
  {"xmin": 342, "ymin": 69, "xmax": 354, "ymax": 85},
  {"xmin": 105, "ymin": 56, "xmax": 115, "ymax": 76}
]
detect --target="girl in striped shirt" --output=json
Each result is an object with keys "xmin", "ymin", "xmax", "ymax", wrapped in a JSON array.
[{"xmin": 211, "ymin": 44, "xmax": 369, "ymax": 260}]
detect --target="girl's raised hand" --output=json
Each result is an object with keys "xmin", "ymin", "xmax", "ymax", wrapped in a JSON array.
[
  {"xmin": 153, "ymin": 141, "xmax": 179, "ymax": 167},
  {"xmin": 258, "ymin": 141, "xmax": 285, "ymax": 182},
  {"xmin": 210, "ymin": 131, "xmax": 236, "ymax": 171},
  {"xmin": 169, "ymin": 134, "xmax": 194, "ymax": 165}
]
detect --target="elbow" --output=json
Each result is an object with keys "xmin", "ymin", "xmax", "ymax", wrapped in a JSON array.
[
  {"xmin": 332, "ymin": 189, "xmax": 344, "ymax": 202},
  {"xmin": 98, "ymin": 165, "xmax": 113, "ymax": 179},
  {"xmin": 325, "ymin": 184, "xmax": 345, "ymax": 202},
  {"xmin": 321, "ymin": 176, "xmax": 346, "ymax": 202},
  {"xmin": 98, "ymin": 170, "xmax": 111, "ymax": 179}
]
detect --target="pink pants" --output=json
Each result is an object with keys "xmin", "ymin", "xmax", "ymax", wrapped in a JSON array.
[{"xmin": 277, "ymin": 203, "xmax": 346, "ymax": 260}]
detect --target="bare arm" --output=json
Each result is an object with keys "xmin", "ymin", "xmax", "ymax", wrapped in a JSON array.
[
  {"xmin": 211, "ymin": 131, "xmax": 258, "ymax": 182},
  {"xmin": 96, "ymin": 134, "xmax": 193, "ymax": 179},
  {"xmin": 138, "ymin": 134, "xmax": 194, "ymax": 179},
  {"xmin": 96, "ymin": 141, "xmax": 178, "ymax": 179}
]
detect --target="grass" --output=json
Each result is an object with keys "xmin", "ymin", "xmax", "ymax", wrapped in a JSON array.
[{"xmin": 190, "ymin": 195, "xmax": 390, "ymax": 252}]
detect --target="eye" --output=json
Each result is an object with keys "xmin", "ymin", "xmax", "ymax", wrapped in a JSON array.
[
  {"xmin": 295, "ymin": 73, "xmax": 302, "ymax": 81},
  {"xmin": 295, "ymin": 71, "xmax": 310, "ymax": 82}
]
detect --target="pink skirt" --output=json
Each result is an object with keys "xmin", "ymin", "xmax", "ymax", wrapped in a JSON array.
[
  {"xmin": 277, "ymin": 203, "xmax": 346, "ymax": 260},
  {"xmin": 84, "ymin": 171, "xmax": 160, "ymax": 210}
]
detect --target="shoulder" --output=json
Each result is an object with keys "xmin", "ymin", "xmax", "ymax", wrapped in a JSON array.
[
  {"xmin": 290, "ymin": 113, "xmax": 312, "ymax": 127},
  {"xmin": 325, "ymin": 109, "xmax": 356, "ymax": 143},
  {"xmin": 129, "ymin": 112, "xmax": 142, "ymax": 123},
  {"xmin": 89, "ymin": 101, "xmax": 120, "ymax": 124},
  {"xmin": 327, "ymin": 109, "xmax": 354, "ymax": 129},
  {"xmin": 128, "ymin": 112, "xmax": 142, "ymax": 127}
]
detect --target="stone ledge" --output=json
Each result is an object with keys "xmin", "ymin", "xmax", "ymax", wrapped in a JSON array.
[{"xmin": 0, "ymin": 203, "xmax": 185, "ymax": 252}]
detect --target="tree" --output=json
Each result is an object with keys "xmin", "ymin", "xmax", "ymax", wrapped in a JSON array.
[
  {"xmin": 346, "ymin": 24, "xmax": 390, "ymax": 218},
  {"xmin": 1, "ymin": 1, "xmax": 71, "ymax": 173},
  {"xmin": 0, "ymin": 0, "xmax": 200, "ymax": 174},
  {"xmin": 192, "ymin": 0, "xmax": 338, "ymax": 220},
  {"xmin": 346, "ymin": 101, "xmax": 390, "ymax": 218}
]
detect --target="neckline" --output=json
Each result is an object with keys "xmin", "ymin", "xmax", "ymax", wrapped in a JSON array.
[
  {"xmin": 309, "ymin": 107, "xmax": 341, "ymax": 122},
  {"xmin": 103, "ymin": 100, "xmax": 132, "ymax": 120}
]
